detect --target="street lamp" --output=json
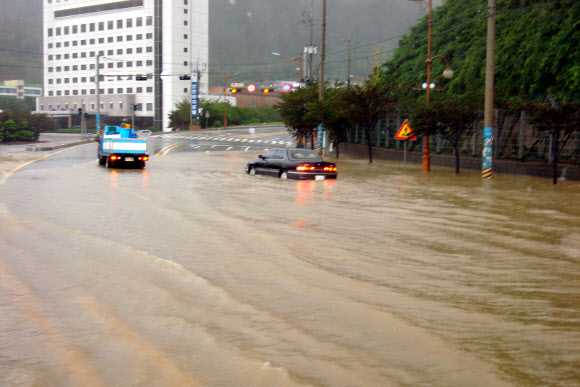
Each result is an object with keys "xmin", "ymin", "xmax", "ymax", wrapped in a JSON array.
[
  {"xmin": 422, "ymin": 0, "xmax": 453, "ymax": 173},
  {"xmin": 223, "ymin": 72, "xmax": 238, "ymax": 128},
  {"xmin": 272, "ymin": 52, "xmax": 303, "ymax": 81}
]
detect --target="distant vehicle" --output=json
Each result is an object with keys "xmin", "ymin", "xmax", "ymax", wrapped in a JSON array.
[
  {"xmin": 97, "ymin": 125, "xmax": 149, "ymax": 168},
  {"xmin": 246, "ymin": 148, "xmax": 337, "ymax": 180}
]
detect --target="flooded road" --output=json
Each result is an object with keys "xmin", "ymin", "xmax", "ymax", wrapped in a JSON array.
[{"xmin": 0, "ymin": 146, "xmax": 578, "ymax": 386}]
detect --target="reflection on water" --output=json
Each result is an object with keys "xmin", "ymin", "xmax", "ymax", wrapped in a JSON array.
[{"xmin": 1, "ymin": 151, "xmax": 578, "ymax": 386}]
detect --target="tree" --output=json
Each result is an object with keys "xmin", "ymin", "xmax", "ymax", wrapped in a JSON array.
[
  {"xmin": 411, "ymin": 96, "xmax": 481, "ymax": 174},
  {"xmin": 276, "ymin": 82, "xmax": 320, "ymax": 148},
  {"xmin": 527, "ymin": 100, "xmax": 580, "ymax": 184},
  {"xmin": 168, "ymin": 97, "xmax": 191, "ymax": 131},
  {"xmin": 342, "ymin": 74, "xmax": 399, "ymax": 163}
]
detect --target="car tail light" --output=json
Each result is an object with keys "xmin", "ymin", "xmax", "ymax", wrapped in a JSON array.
[
  {"xmin": 324, "ymin": 166, "xmax": 337, "ymax": 172},
  {"xmin": 297, "ymin": 165, "xmax": 314, "ymax": 171}
]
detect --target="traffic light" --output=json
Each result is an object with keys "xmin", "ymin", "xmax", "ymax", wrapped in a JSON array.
[
  {"xmin": 179, "ymin": 75, "xmax": 191, "ymax": 80},
  {"xmin": 261, "ymin": 88, "xmax": 271, "ymax": 93}
]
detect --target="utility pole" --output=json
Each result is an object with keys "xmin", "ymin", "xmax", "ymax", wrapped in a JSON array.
[
  {"xmin": 347, "ymin": 34, "xmax": 352, "ymax": 88},
  {"xmin": 482, "ymin": 0, "xmax": 496, "ymax": 179},
  {"xmin": 96, "ymin": 54, "xmax": 101, "ymax": 133},
  {"xmin": 317, "ymin": 0, "xmax": 327, "ymax": 155}
]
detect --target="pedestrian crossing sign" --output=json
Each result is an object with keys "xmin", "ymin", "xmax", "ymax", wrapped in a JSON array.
[{"xmin": 394, "ymin": 119, "xmax": 416, "ymax": 140}]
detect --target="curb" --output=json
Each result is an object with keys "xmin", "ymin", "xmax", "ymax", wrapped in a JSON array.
[{"xmin": 26, "ymin": 139, "xmax": 94, "ymax": 152}]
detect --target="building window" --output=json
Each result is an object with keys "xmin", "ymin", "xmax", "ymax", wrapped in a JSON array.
[
  {"xmin": 127, "ymin": 87, "xmax": 133, "ymax": 93},
  {"xmin": 108, "ymin": 89, "xmax": 114, "ymax": 95},
  {"xmin": 64, "ymin": 42, "xmax": 70, "ymax": 47},
  {"xmin": 56, "ymin": 27, "xmax": 61, "ymax": 36},
  {"xmin": 90, "ymin": 76, "xmax": 95, "ymax": 82},
  {"xmin": 146, "ymin": 16, "xmax": 153, "ymax": 26},
  {"xmin": 64, "ymin": 54, "xmax": 70, "ymax": 60},
  {"xmin": 117, "ymin": 49, "xmax": 123, "ymax": 55},
  {"xmin": 184, "ymin": 20, "xmax": 188, "ymax": 26},
  {"xmin": 136, "ymin": 47, "xmax": 143, "ymax": 53},
  {"xmin": 117, "ymin": 36, "xmax": 123, "ymax": 42},
  {"xmin": 81, "ymin": 65, "xmax": 87, "ymax": 71},
  {"xmin": 146, "ymin": 46, "xmax": 153, "ymax": 53},
  {"xmin": 55, "ymin": 42, "xmax": 61, "ymax": 48},
  {"xmin": 136, "ymin": 87, "xmax": 143, "ymax": 93},
  {"xmin": 108, "ymin": 37, "xmax": 114, "ymax": 43},
  {"xmin": 184, "ymin": 47, "xmax": 188, "ymax": 53},
  {"xmin": 65, "ymin": 90, "xmax": 70, "ymax": 96},
  {"xmin": 146, "ymin": 87, "xmax": 153, "ymax": 93},
  {"xmin": 126, "ymin": 35, "xmax": 133, "ymax": 41},
  {"xmin": 56, "ymin": 78, "xmax": 61, "ymax": 83},
  {"xmin": 136, "ymin": 34, "xmax": 143, "ymax": 40},
  {"xmin": 184, "ymin": 0, "xmax": 188, "ymax": 4},
  {"xmin": 89, "ymin": 39, "xmax": 95, "ymax": 45},
  {"xmin": 48, "ymin": 28, "xmax": 53, "ymax": 37},
  {"xmin": 108, "ymin": 63, "xmax": 114, "ymax": 69},
  {"xmin": 98, "ymin": 38, "xmax": 104, "ymax": 44},
  {"xmin": 126, "ymin": 18, "xmax": 133, "ymax": 28},
  {"xmin": 119, "ymin": 103, "xmax": 123, "ymax": 110},
  {"xmin": 56, "ymin": 54, "xmax": 61, "ymax": 60},
  {"xmin": 127, "ymin": 61, "xmax": 133, "ymax": 67},
  {"xmin": 184, "ymin": 88, "xmax": 188, "ymax": 93},
  {"xmin": 72, "ymin": 65, "xmax": 78, "ymax": 71},
  {"xmin": 136, "ymin": 61, "xmax": 143, "ymax": 67},
  {"xmin": 48, "ymin": 55, "xmax": 53, "ymax": 61},
  {"xmin": 73, "ymin": 90, "xmax": 79, "ymax": 95},
  {"xmin": 81, "ymin": 77, "xmax": 87, "ymax": 82},
  {"xmin": 98, "ymin": 22, "xmax": 104, "ymax": 31},
  {"xmin": 110, "ymin": 103, "xmax": 114, "ymax": 109},
  {"xmin": 107, "ymin": 50, "xmax": 114, "ymax": 55},
  {"xmin": 136, "ymin": 17, "xmax": 143, "ymax": 27},
  {"xmin": 72, "ymin": 41, "xmax": 78, "ymax": 46},
  {"xmin": 108, "ymin": 21, "xmax": 114, "ymax": 30},
  {"xmin": 183, "ymin": 61, "xmax": 188, "ymax": 66},
  {"xmin": 146, "ymin": 33, "xmax": 153, "ymax": 39},
  {"xmin": 72, "ymin": 25, "xmax": 78, "ymax": 34},
  {"xmin": 64, "ymin": 26, "xmax": 70, "ymax": 35},
  {"xmin": 82, "ymin": 90, "xmax": 87, "ymax": 95},
  {"xmin": 184, "ymin": 8, "xmax": 188, "ymax": 14},
  {"xmin": 56, "ymin": 91, "xmax": 62, "ymax": 96},
  {"xmin": 80, "ymin": 40, "xmax": 86, "ymax": 45},
  {"xmin": 48, "ymin": 67, "xmax": 53, "ymax": 72},
  {"xmin": 48, "ymin": 79, "xmax": 54, "ymax": 84},
  {"xmin": 81, "ymin": 24, "xmax": 86, "ymax": 33},
  {"xmin": 56, "ymin": 66, "xmax": 61, "ymax": 72},
  {"xmin": 48, "ymin": 43, "xmax": 53, "ymax": 49},
  {"xmin": 117, "ymin": 88, "xmax": 123, "ymax": 94},
  {"xmin": 126, "ymin": 48, "xmax": 133, "ymax": 54},
  {"xmin": 117, "ymin": 62, "xmax": 123, "ymax": 68},
  {"xmin": 147, "ymin": 60, "xmax": 153, "ymax": 66},
  {"xmin": 64, "ymin": 78, "xmax": 70, "ymax": 83},
  {"xmin": 117, "ymin": 19, "xmax": 123, "ymax": 29},
  {"xmin": 147, "ymin": 103, "xmax": 153, "ymax": 111},
  {"xmin": 184, "ymin": 34, "xmax": 188, "ymax": 39},
  {"xmin": 90, "ymin": 23, "xmax": 95, "ymax": 32},
  {"xmin": 99, "ymin": 50, "xmax": 104, "ymax": 56},
  {"xmin": 72, "ymin": 77, "xmax": 78, "ymax": 83},
  {"xmin": 49, "ymin": 91, "xmax": 54, "ymax": 97}
]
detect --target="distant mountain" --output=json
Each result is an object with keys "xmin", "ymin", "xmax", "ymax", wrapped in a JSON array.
[{"xmin": 0, "ymin": 0, "xmax": 431, "ymax": 87}]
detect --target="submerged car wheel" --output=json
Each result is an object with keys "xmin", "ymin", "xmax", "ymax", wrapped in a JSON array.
[
  {"xmin": 248, "ymin": 166, "xmax": 256, "ymax": 175},
  {"xmin": 279, "ymin": 170, "xmax": 288, "ymax": 179}
]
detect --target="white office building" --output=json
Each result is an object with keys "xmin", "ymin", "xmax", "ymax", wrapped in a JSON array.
[{"xmin": 39, "ymin": 0, "xmax": 209, "ymax": 131}]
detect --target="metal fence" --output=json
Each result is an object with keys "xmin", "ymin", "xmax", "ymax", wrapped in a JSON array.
[{"xmin": 345, "ymin": 111, "xmax": 580, "ymax": 165}]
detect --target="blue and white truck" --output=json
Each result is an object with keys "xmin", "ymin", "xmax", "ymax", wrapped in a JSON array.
[{"xmin": 97, "ymin": 125, "xmax": 149, "ymax": 168}]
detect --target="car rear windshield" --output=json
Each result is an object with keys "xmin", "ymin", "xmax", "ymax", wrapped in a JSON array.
[{"xmin": 289, "ymin": 150, "xmax": 322, "ymax": 160}]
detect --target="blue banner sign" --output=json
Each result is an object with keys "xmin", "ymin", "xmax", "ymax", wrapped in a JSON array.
[
  {"xmin": 482, "ymin": 126, "xmax": 493, "ymax": 178},
  {"xmin": 191, "ymin": 72, "xmax": 199, "ymax": 117}
]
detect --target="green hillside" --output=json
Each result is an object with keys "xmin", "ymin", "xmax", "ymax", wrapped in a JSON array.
[{"xmin": 383, "ymin": 0, "xmax": 580, "ymax": 101}]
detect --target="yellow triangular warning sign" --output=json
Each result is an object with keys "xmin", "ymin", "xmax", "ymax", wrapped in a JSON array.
[{"xmin": 394, "ymin": 119, "xmax": 416, "ymax": 140}]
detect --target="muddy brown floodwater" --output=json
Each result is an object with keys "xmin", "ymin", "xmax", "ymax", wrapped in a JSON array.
[{"xmin": 0, "ymin": 149, "xmax": 578, "ymax": 386}]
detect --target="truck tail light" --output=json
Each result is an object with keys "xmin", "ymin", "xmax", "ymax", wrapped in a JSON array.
[
  {"xmin": 139, "ymin": 156, "xmax": 149, "ymax": 161},
  {"xmin": 110, "ymin": 155, "xmax": 120, "ymax": 161}
]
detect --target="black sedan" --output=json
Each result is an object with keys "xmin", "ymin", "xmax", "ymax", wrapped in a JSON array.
[{"xmin": 246, "ymin": 148, "xmax": 337, "ymax": 180}]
